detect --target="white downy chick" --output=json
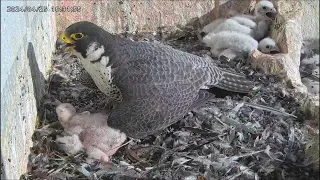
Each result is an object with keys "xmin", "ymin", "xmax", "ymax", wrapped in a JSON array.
[
  {"xmin": 201, "ymin": 18, "xmax": 225, "ymax": 35},
  {"xmin": 201, "ymin": 0, "xmax": 277, "ymax": 38},
  {"xmin": 201, "ymin": 17, "xmax": 256, "ymax": 37},
  {"xmin": 240, "ymin": 0, "xmax": 277, "ymax": 21},
  {"xmin": 55, "ymin": 103, "xmax": 127, "ymax": 163},
  {"xmin": 254, "ymin": 20, "xmax": 271, "ymax": 41},
  {"xmin": 79, "ymin": 125, "xmax": 127, "ymax": 162},
  {"xmin": 56, "ymin": 103, "xmax": 107, "ymax": 134},
  {"xmin": 258, "ymin": 37, "xmax": 280, "ymax": 54},
  {"xmin": 230, "ymin": 16, "xmax": 257, "ymax": 29},
  {"xmin": 56, "ymin": 134, "xmax": 84, "ymax": 155},
  {"xmin": 211, "ymin": 19, "xmax": 255, "ymax": 37},
  {"xmin": 202, "ymin": 31, "xmax": 258, "ymax": 59},
  {"xmin": 238, "ymin": 0, "xmax": 277, "ymax": 40}
]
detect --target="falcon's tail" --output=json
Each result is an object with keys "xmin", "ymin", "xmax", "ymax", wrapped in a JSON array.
[{"xmin": 214, "ymin": 69, "xmax": 256, "ymax": 93}]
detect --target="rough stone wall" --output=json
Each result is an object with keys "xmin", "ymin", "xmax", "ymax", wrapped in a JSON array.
[
  {"xmin": 55, "ymin": 0, "xmax": 221, "ymax": 33},
  {"xmin": 1, "ymin": 0, "xmax": 318, "ymax": 179},
  {"xmin": 301, "ymin": 0, "xmax": 319, "ymax": 40},
  {"xmin": 55, "ymin": 0, "xmax": 262, "ymax": 33},
  {"xmin": 1, "ymin": 1, "xmax": 56, "ymax": 179}
]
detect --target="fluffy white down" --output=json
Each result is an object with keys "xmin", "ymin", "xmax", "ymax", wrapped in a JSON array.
[
  {"xmin": 56, "ymin": 103, "xmax": 127, "ymax": 162},
  {"xmin": 212, "ymin": 19, "xmax": 254, "ymax": 37},
  {"xmin": 202, "ymin": 18, "xmax": 225, "ymax": 34},
  {"xmin": 56, "ymin": 134, "xmax": 84, "ymax": 155},
  {"xmin": 202, "ymin": 31, "xmax": 258, "ymax": 57},
  {"xmin": 258, "ymin": 37, "xmax": 280, "ymax": 54},
  {"xmin": 201, "ymin": 0, "xmax": 276, "ymax": 41},
  {"xmin": 254, "ymin": 0, "xmax": 276, "ymax": 19},
  {"xmin": 230, "ymin": 16, "xmax": 257, "ymax": 29}
]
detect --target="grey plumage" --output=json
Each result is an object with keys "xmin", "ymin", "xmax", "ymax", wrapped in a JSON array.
[
  {"xmin": 57, "ymin": 21, "xmax": 256, "ymax": 139},
  {"xmin": 107, "ymin": 34, "xmax": 254, "ymax": 138}
]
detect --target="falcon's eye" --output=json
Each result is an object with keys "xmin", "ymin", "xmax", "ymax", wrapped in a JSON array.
[
  {"xmin": 262, "ymin": 6, "xmax": 267, "ymax": 10},
  {"xmin": 266, "ymin": 45, "xmax": 270, "ymax": 49},
  {"xmin": 71, "ymin": 33, "xmax": 84, "ymax": 40}
]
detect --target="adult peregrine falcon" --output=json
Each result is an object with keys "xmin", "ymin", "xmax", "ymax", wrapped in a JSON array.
[{"xmin": 56, "ymin": 21, "xmax": 256, "ymax": 139}]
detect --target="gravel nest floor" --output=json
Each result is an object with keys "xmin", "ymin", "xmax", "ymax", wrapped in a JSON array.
[{"xmin": 21, "ymin": 27, "xmax": 319, "ymax": 180}]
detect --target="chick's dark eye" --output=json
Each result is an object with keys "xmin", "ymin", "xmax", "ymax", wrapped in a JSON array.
[
  {"xmin": 266, "ymin": 45, "xmax": 270, "ymax": 49},
  {"xmin": 262, "ymin": 6, "xmax": 266, "ymax": 10}
]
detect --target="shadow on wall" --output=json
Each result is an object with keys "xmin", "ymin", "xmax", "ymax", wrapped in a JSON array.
[
  {"xmin": 181, "ymin": 0, "xmax": 253, "ymax": 30},
  {"xmin": 27, "ymin": 42, "xmax": 47, "ymax": 124},
  {"xmin": 1, "ymin": 153, "xmax": 6, "ymax": 179}
]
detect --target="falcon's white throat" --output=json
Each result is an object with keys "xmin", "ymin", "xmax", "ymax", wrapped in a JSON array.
[
  {"xmin": 86, "ymin": 42, "xmax": 105, "ymax": 62},
  {"xmin": 70, "ymin": 41, "xmax": 123, "ymax": 103}
]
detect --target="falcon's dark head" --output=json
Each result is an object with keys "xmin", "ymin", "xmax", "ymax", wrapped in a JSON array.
[{"xmin": 56, "ymin": 21, "xmax": 113, "ymax": 62}]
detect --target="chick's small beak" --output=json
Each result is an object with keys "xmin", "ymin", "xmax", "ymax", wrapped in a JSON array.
[
  {"xmin": 266, "ymin": 9, "xmax": 277, "ymax": 20},
  {"xmin": 55, "ymin": 33, "xmax": 75, "ymax": 52},
  {"xmin": 270, "ymin": 47, "xmax": 280, "ymax": 54}
]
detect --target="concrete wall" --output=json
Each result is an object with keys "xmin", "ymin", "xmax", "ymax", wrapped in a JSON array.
[
  {"xmin": 55, "ymin": 0, "xmax": 248, "ymax": 33},
  {"xmin": 1, "ymin": 0, "xmax": 318, "ymax": 179},
  {"xmin": 301, "ymin": 0, "xmax": 319, "ymax": 40},
  {"xmin": 1, "ymin": 1, "xmax": 56, "ymax": 179},
  {"xmin": 55, "ymin": 0, "xmax": 214, "ymax": 33}
]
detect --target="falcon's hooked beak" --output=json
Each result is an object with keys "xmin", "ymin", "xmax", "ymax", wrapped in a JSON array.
[{"xmin": 55, "ymin": 33, "xmax": 76, "ymax": 52}]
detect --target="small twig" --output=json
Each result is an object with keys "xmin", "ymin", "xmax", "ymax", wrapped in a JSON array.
[
  {"xmin": 107, "ymin": 139, "xmax": 133, "ymax": 155},
  {"xmin": 213, "ymin": 116, "xmax": 229, "ymax": 127},
  {"xmin": 226, "ymin": 164, "xmax": 256, "ymax": 180},
  {"xmin": 244, "ymin": 102, "xmax": 297, "ymax": 118}
]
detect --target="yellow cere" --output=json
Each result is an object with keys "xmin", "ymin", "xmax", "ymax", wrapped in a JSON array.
[
  {"xmin": 65, "ymin": 46, "xmax": 73, "ymax": 52},
  {"xmin": 61, "ymin": 33, "xmax": 75, "ymax": 44}
]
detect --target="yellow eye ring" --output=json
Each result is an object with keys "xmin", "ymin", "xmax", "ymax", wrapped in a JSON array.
[{"xmin": 70, "ymin": 33, "xmax": 84, "ymax": 40}]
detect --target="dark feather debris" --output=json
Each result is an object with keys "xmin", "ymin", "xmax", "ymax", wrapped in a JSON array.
[{"xmin": 21, "ymin": 27, "xmax": 319, "ymax": 180}]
